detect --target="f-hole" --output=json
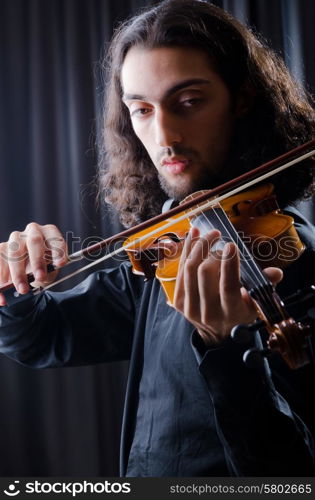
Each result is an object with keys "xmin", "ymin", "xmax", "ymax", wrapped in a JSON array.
[{"xmin": 231, "ymin": 199, "xmax": 252, "ymax": 216}]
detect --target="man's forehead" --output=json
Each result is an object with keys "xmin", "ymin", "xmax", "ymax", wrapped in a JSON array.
[{"xmin": 121, "ymin": 46, "xmax": 217, "ymax": 102}]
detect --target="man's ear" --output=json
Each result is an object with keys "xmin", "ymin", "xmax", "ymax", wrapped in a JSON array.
[{"xmin": 235, "ymin": 81, "xmax": 256, "ymax": 117}]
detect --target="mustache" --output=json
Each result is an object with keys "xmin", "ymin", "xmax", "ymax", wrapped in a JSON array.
[{"xmin": 157, "ymin": 146, "xmax": 199, "ymax": 163}]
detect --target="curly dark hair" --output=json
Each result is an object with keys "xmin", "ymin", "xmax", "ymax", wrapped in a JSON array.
[{"xmin": 98, "ymin": 0, "xmax": 315, "ymax": 227}]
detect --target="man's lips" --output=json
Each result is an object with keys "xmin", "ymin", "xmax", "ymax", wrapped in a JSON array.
[{"xmin": 161, "ymin": 157, "xmax": 189, "ymax": 175}]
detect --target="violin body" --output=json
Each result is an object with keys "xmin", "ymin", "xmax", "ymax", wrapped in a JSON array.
[
  {"xmin": 123, "ymin": 213, "xmax": 190, "ymax": 282},
  {"xmin": 221, "ymin": 184, "xmax": 304, "ymax": 269}
]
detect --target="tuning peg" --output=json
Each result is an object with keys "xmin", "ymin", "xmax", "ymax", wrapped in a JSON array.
[
  {"xmin": 231, "ymin": 320, "xmax": 266, "ymax": 344},
  {"xmin": 243, "ymin": 347, "xmax": 272, "ymax": 369}
]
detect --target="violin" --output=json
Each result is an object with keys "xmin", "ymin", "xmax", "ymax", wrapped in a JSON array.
[
  {"xmin": 124, "ymin": 183, "xmax": 305, "ymax": 302},
  {"xmin": 1, "ymin": 139, "xmax": 315, "ymax": 369}
]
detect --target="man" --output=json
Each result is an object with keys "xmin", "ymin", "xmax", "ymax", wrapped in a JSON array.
[{"xmin": 0, "ymin": 0, "xmax": 314, "ymax": 476}]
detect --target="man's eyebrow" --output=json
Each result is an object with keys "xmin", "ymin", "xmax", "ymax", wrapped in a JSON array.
[{"xmin": 122, "ymin": 78, "xmax": 211, "ymax": 102}]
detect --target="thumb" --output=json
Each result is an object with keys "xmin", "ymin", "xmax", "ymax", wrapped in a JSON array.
[{"xmin": 263, "ymin": 266, "xmax": 283, "ymax": 286}]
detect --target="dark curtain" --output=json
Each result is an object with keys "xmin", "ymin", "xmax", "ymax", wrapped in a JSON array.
[{"xmin": 0, "ymin": 0, "xmax": 314, "ymax": 476}]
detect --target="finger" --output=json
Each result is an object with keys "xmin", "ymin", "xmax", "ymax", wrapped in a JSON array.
[
  {"xmin": 0, "ymin": 242, "xmax": 10, "ymax": 284},
  {"xmin": 1, "ymin": 242, "xmax": 12, "ymax": 306},
  {"xmin": 263, "ymin": 266, "xmax": 283, "ymax": 286},
  {"xmin": 239, "ymin": 287, "xmax": 260, "ymax": 320},
  {"xmin": 177, "ymin": 226, "xmax": 200, "ymax": 277},
  {"xmin": 0, "ymin": 293, "xmax": 6, "ymax": 307},
  {"xmin": 197, "ymin": 248, "xmax": 222, "ymax": 324},
  {"xmin": 42, "ymin": 224, "xmax": 68, "ymax": 267},
  {"xmin": 184, "ymin": 230, "xmax": 221, "ymax": 319},
  {"xmin": 24, "ymin": 223, "xmax": 47, "ymax": 282},
  {"xmin": 239, "ymin": 266, "xmax": 283, "ymax": 324},
  {"xmin": 7, "ymin": 231, "xmax": 29, "ymax": 294},
  {"xmin": 173, "ymin": 227, "xmax": 200, "ymax": 308},
  {"xmin": 219, "ymin": 242, "xmax": 243, "ymax": 315}
]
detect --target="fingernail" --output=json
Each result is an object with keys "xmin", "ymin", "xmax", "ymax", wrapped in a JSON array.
[
  {"xmin": 222, "ymin": 243, "xmax": 236, "ymax": 259},
  {"xmin": 18, "ymin": 283, "xmax": 29, "ymax": 294},
  {"xmin": 223, "ymin": 242, "xmax": 232, "ymax": 257},
  {"xmin": 35, "ymin": 269, "xmax": 45, "ymax": 281},
  {"xmin": 54, "ymin": 258, "xmax": 65, "ymax": 267}
]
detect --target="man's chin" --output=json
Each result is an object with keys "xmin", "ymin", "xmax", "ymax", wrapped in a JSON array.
[
  {"xmin": 158, "ymin": 175, "xmax": 194, "ymax": 201},
  {"xmin": 158, "ymin": 173, "xmax": 217, "ymax": 201}
]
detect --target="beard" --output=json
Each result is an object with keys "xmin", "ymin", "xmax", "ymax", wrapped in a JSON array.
[{"xmin": 157, "ymin": 166, "xmax": 226, "ymax": 201}]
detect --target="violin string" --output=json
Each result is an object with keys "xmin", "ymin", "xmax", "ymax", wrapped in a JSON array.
[
  {"xmin": 197, "ymin": 209, "xmax": 265, "ymax": 293},
  {"xmin": 214, "ymin": 211, "xmax": 282, "ymax": 321},
  {"xmin": 37, "ymin": 149, "xmax": 315, "ymax": 293},
  {"xmin": 196, "ymin": 207, "xmax": 281, "ymax": 320},
  {"xmin": 205, "ymin": 207, "xmax": 280, "ymax": 318}
]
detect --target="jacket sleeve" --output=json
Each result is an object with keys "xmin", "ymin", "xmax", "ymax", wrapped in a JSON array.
[
  {"xmin": 0, "ymin": 262, "xmax": 143, "ymax": 368},
  {"xmin": 192, "ymin": 331, "xmax": 314, "ymax": 476}
]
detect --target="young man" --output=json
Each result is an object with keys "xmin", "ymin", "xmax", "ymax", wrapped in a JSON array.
[{"xmin": 0, "ymin": 0, "xmax": 314, "ymax": 476}]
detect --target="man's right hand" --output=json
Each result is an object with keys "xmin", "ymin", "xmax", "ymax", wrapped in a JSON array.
[{"xmin": 0, "ymin": 223, "xmax": 68, "ymax": 306}]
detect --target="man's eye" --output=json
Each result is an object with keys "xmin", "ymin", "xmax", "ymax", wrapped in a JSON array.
[
  {"xmin": 180, "ymin": 98, "xmax": 202, "ymax": 107},
  {"xmin": 130, "ymin": 107, "xmax": 151, "ymax": 117}
]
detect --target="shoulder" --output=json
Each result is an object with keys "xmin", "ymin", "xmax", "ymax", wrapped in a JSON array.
[
  {"xmin": 284, "ymin": 204, "xmax": 315, "ymax": 251},
  {"xmin": 277, "ymin": 205, "xmax": 315, "ymax": 296}
]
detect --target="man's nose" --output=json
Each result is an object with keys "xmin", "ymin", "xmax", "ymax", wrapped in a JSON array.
[{"xmin": 154, "ymin": 109, "xmax": 182, "ymax": 147}]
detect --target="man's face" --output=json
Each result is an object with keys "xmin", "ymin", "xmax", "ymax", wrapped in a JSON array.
[{"xmin": 121, "ymin": 46, "xmax": 237, "ymax": 200}]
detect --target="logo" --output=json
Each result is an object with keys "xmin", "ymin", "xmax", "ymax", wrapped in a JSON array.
[{"xmin": 3, "ymin": 481, "xmax": 20, "ymax": 496}]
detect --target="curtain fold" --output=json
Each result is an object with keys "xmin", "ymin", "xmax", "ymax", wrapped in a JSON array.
[{"xmin": 0, "ymin": 0, "xmax": 314, "ymax": 475}]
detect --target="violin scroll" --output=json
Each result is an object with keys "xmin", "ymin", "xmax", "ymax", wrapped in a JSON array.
[{"xmin": 232, "ymin": 286, "xmax": 315, "ymax": 369}]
